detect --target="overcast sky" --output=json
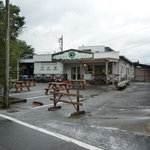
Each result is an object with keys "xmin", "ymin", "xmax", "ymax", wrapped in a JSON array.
[{"xmin": 7, "ymin": 0, "xmax": 150, "ymax": 63}]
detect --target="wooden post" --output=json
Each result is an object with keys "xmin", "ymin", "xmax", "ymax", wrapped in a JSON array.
[
  {"xmin": 77, "ymin": 90, "xmax": 80, "ymax": 112},
  {"xmin": 144, "ymin": 68, "xmax": 146, "ymax": 82},
  {"xmin": 17, "ymin": 60, "xmax": 19, "ymax": 81},
  {"xmin": 105, "ymin": 61, "xmax": 108, "ymax": 87},
  {"xmin": 93, "ymin": 62, "xmax": 95, "ymax": 80},
  {"xmin": 118, "ymin": 61, "xmax": 120, "ymax": 82},
  {"xmin": 80, "ymin": 62, "xmax": 83, "ymax": 80},
  {"xmin": 112, "ymin": 62, "xmax": 114, "ymax": 86},
  {"xmin": 48, "ymin": 91, "xmax": 61, "ymax": 111},
  {"xmin": 53, "ymin": 92, "xmax": 56, "ymax": 107}
]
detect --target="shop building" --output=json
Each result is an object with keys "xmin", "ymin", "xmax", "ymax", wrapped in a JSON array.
[{"xmin": 20, "ymin": 45, "xmax": 135, "ymax": 84}]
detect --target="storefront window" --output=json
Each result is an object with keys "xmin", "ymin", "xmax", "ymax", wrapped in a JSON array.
[
  {"xmin": 88, "ymin": 65, "xmax": 93, "ymax": 74},
  {"xmin": 95, "ymin": 65, "xmax": 104, "ymax": 76}
]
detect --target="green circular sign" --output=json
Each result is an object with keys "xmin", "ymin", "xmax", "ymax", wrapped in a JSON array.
[{"xmin": 68, "ymin": 51, "xmax": 75, "ymax": 58}]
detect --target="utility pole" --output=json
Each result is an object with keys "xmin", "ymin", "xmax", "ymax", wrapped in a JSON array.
[
  {"xmin": 3, "ymin": 0, "xmax": 10, "ymax": 108},
  {"xmin": 59, "ymin": 35, "xmax": 63, "ymax": 51}
]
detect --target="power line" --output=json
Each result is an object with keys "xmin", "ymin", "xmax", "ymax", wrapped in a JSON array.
[
  {"xmin": 101, "ymin": 24, "xmax": 150, "ymax": 44},
  {"xmin": 120, "ymin": 41, "xmax": 150, "ymax": 51}
]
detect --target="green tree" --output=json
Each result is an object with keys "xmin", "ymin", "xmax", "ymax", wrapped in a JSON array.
[
  {"xmin": 0, "ymin": 1, "xmax": 34, "ymax": 82},
  {"xmin": 9, "ymin": 4, "xmax": 25, "ymax": 39},
  {"xmin": 0, "ymin": 1, "xmax": 6, "ymax": 85},
  {"xmin": 0, "ymin": 1, "xmax": 25, "ymax": 40},
  {"xmin": 10, "ymin": 40, "xmax": 35, "ymax": 79},
  {"xmin": 17, "ymin": 40, "xmax": 35, "ymax": 59}
]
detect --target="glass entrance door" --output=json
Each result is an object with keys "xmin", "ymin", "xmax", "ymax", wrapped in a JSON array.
[
  {"xmin": 71, "ymin": 67, "xmax": 76, "ymax": 79},
  {"xmin": 71, "ymin": 66, "xmax": 80, "ymax": 80}
]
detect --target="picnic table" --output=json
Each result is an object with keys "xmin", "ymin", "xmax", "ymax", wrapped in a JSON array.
[
  {"xmin": 45, "ymin": 82, "xmax": 70, "ymax": 95},
  {"xmin": 49, "ymin": 90, "xmax": 85, "ymax": 116},
  {"xmin": 68, "ymin": 80, "xmax": 86, "ymax": 89},
  {"xmin": 23, "ymin": 78, "xmax": 36, "ymax": 86},
  {"xmin": 10, "ymin": 81, "xmax": 30, "ymax": 92}
]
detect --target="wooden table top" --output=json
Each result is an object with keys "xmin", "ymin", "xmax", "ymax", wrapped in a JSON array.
[
  {"xmin": 69, "ymin": 80, "xmax": 85, "ymax": 82},
  {"xmin": 23, "ymin": 78, "xmax": 34, "ymax": 80},
  {"xmin": 10, "ymin": 81, "xmax": 27, "ymax": 84},
  {"xmin": 48, "ymin": 82, "xmax": 68, "ymax": 85}
]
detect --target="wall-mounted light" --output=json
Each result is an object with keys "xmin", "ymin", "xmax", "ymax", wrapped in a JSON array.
[{"xmin": 83, "ymin": 64, "xmax": 87, "ymax": 67}]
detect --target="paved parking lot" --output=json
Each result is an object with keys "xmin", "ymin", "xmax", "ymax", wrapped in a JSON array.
[
  {"xmin": 0, "ymin": 82, "xmax": 150, "ymax": 150},
  {"xmin": 0, "ymin": 116, "xmax": 90, "ymax": 150}
]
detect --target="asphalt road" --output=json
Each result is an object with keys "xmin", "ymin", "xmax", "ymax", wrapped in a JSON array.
[
  {"xmin": 0, "ymin": 117, "xmax": 88, "ymax": 150},
  {"xmin": 0, "ymin": 82, "xmax": 150, "ymax": 150}
]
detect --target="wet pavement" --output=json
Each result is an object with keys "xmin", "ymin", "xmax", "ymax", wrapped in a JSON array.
[
  {"xmin": 0, "ymin": 82, "xmax": 150, "ymax": 150},
  {"xmin": 0, "ymin": 117, "xmax": 88, "ymax": 150},
  {"xmin": 86, "ymin": 82, "xmax": 150, "ymax": 135}
]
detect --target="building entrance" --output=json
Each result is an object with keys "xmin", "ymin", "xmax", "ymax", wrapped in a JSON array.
[{"xmin": 71, "ymin": 66, "xmax": 81, "ymax": 80}]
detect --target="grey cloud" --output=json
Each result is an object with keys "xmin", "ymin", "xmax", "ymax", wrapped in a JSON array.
[{"xmin": 11, "ymin": 0, "xmax": 150, "ymax": 64}]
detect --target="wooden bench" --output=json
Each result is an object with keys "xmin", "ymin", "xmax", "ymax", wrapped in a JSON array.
[
  {"xmin": 50, "ymin": 98, "xmax": 83, "ymax": 106},
  {"xmin": 68, "ymin": 83, "xmax": 83, "ymax": 88},
  {"xmin": 45, "ymin": 87, "xmax": 70, "ymax": 95},
  {"xmin": 0, "ymin": 97, "xmax": 27, "ymax": 105},
  {"xmin": 49, "ymin": 90, "xmax": 85, "ymax": 116},
  {"xmin": 45, "ymin": 88, "xmax": 53, "ymax": 95},
  {"xmin": 117, "ymin": 80, "xmax": 129, "ymax": 90},
  {"xmin": 26, "ymin": 80, "xmax": 36, "ymax": 86},
  {"xmin": 22, "ymin": 78, "xmax": 36, "ymax": 86},
  {"xmin": 10, "ymin": 81, "xmax": 31, "ymax": 92},
  {"xmin": 45, "ymin": 82, "xmax": 70, "ymax": 95},
  {"xmin": 68, "ymin": 80, "xmax": 86, "ymax": 89},
  {"xmin": 15, "ymin": 85, "xmax": 30, "ymax": 92},
  {"xmin": 50, "ymin": 91, "xmax": 83, "ymax": 97}
]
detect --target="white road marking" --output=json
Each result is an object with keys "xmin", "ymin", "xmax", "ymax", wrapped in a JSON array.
[
  {"xmin": 32, "ymin": 98, "xmax": 78, "ymax": 109},
  {"xmin": 10, "ymin": 91, "xmax": 43, "ymax": 96},
  {"xmin": 0, "ymin": 114, "xmax": 102, "ymax": 150},
  {"xmin": 32, "ymin": 104, "xmax": 54, "ymax": 109},
  {"xmin": 26, "ymin": 95, "xmax": 49, "ymax": 100}
]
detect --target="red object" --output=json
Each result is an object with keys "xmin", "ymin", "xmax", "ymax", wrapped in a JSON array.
[{"xmin": 32, "ymin": 101, "xmax": 43, "ymax": 106}]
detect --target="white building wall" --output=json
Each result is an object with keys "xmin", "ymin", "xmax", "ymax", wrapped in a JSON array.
[
  {"xmin": 94, "ymin": 51, "xmax": 119, "ymax": 59},
  {"xmin": 34, "ymin": 62, "xmax": 63, "ymax": 75},
  {"xmin": 113, "ymin": 62, "xmax": 119, "ymax": 74},
  {"xmin": 119, "ymin": 60, "xmax": 126, "ymax": 81},
  {"xmin": 118, "ymin": 60, "xmax": 134, "ymax": 81},
  {"xmin": 33, "ymin": 54, "xmax": 64, "ymax": 75},
  {"xmin": 130, "ymin": 65, "xmax": 135, "ymax": 81},
  {"xmin": 34, "ymin": 54, "xmax": 52, "ymax": 62},
  {"xmin": 78, "ymin": 45, "xmax": 105, "ymax": 52}
]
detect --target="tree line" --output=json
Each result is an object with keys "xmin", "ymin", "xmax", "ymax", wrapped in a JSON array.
[{"xmin": 0, "ymin": 0, "xmax": 34, "ymax": 86}]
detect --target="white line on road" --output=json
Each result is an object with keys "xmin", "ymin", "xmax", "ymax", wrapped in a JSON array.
[
  {"xmin": 26, "ymin": 95, "xmax": 49, "ymax": 100},
  {"xmin": 33, "ymin": 97, "xmax": 80, "ymax": 109},
  {"xmin": 32, "ymin": 98, "xmax": 77, "ymax": 109},
  {"xmin": 32, "ymin": 101, "xmax": 66, "ymax": 109},
  {"xmin": 10, "ymin": 91, "xmax": 43, "ymax": 96},
  {"xmin": 32, "ymin": 104, "xmax": 53, "ymax": 109},
  {"xmin": 0, "ymin": 114, "xmax": 102, "ymax": 150}
]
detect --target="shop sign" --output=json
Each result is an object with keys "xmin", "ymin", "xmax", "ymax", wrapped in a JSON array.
[
  {"xmin": 34, "ymin": 62, "xmax": 63, "ymax": 74},
  {"xmin": 52, "ymin": 50, "xmax": 93, "ymax": 60},
  {"xmin": 84, "ymin": 74, "xmax": 92, "ymax": 80}
]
